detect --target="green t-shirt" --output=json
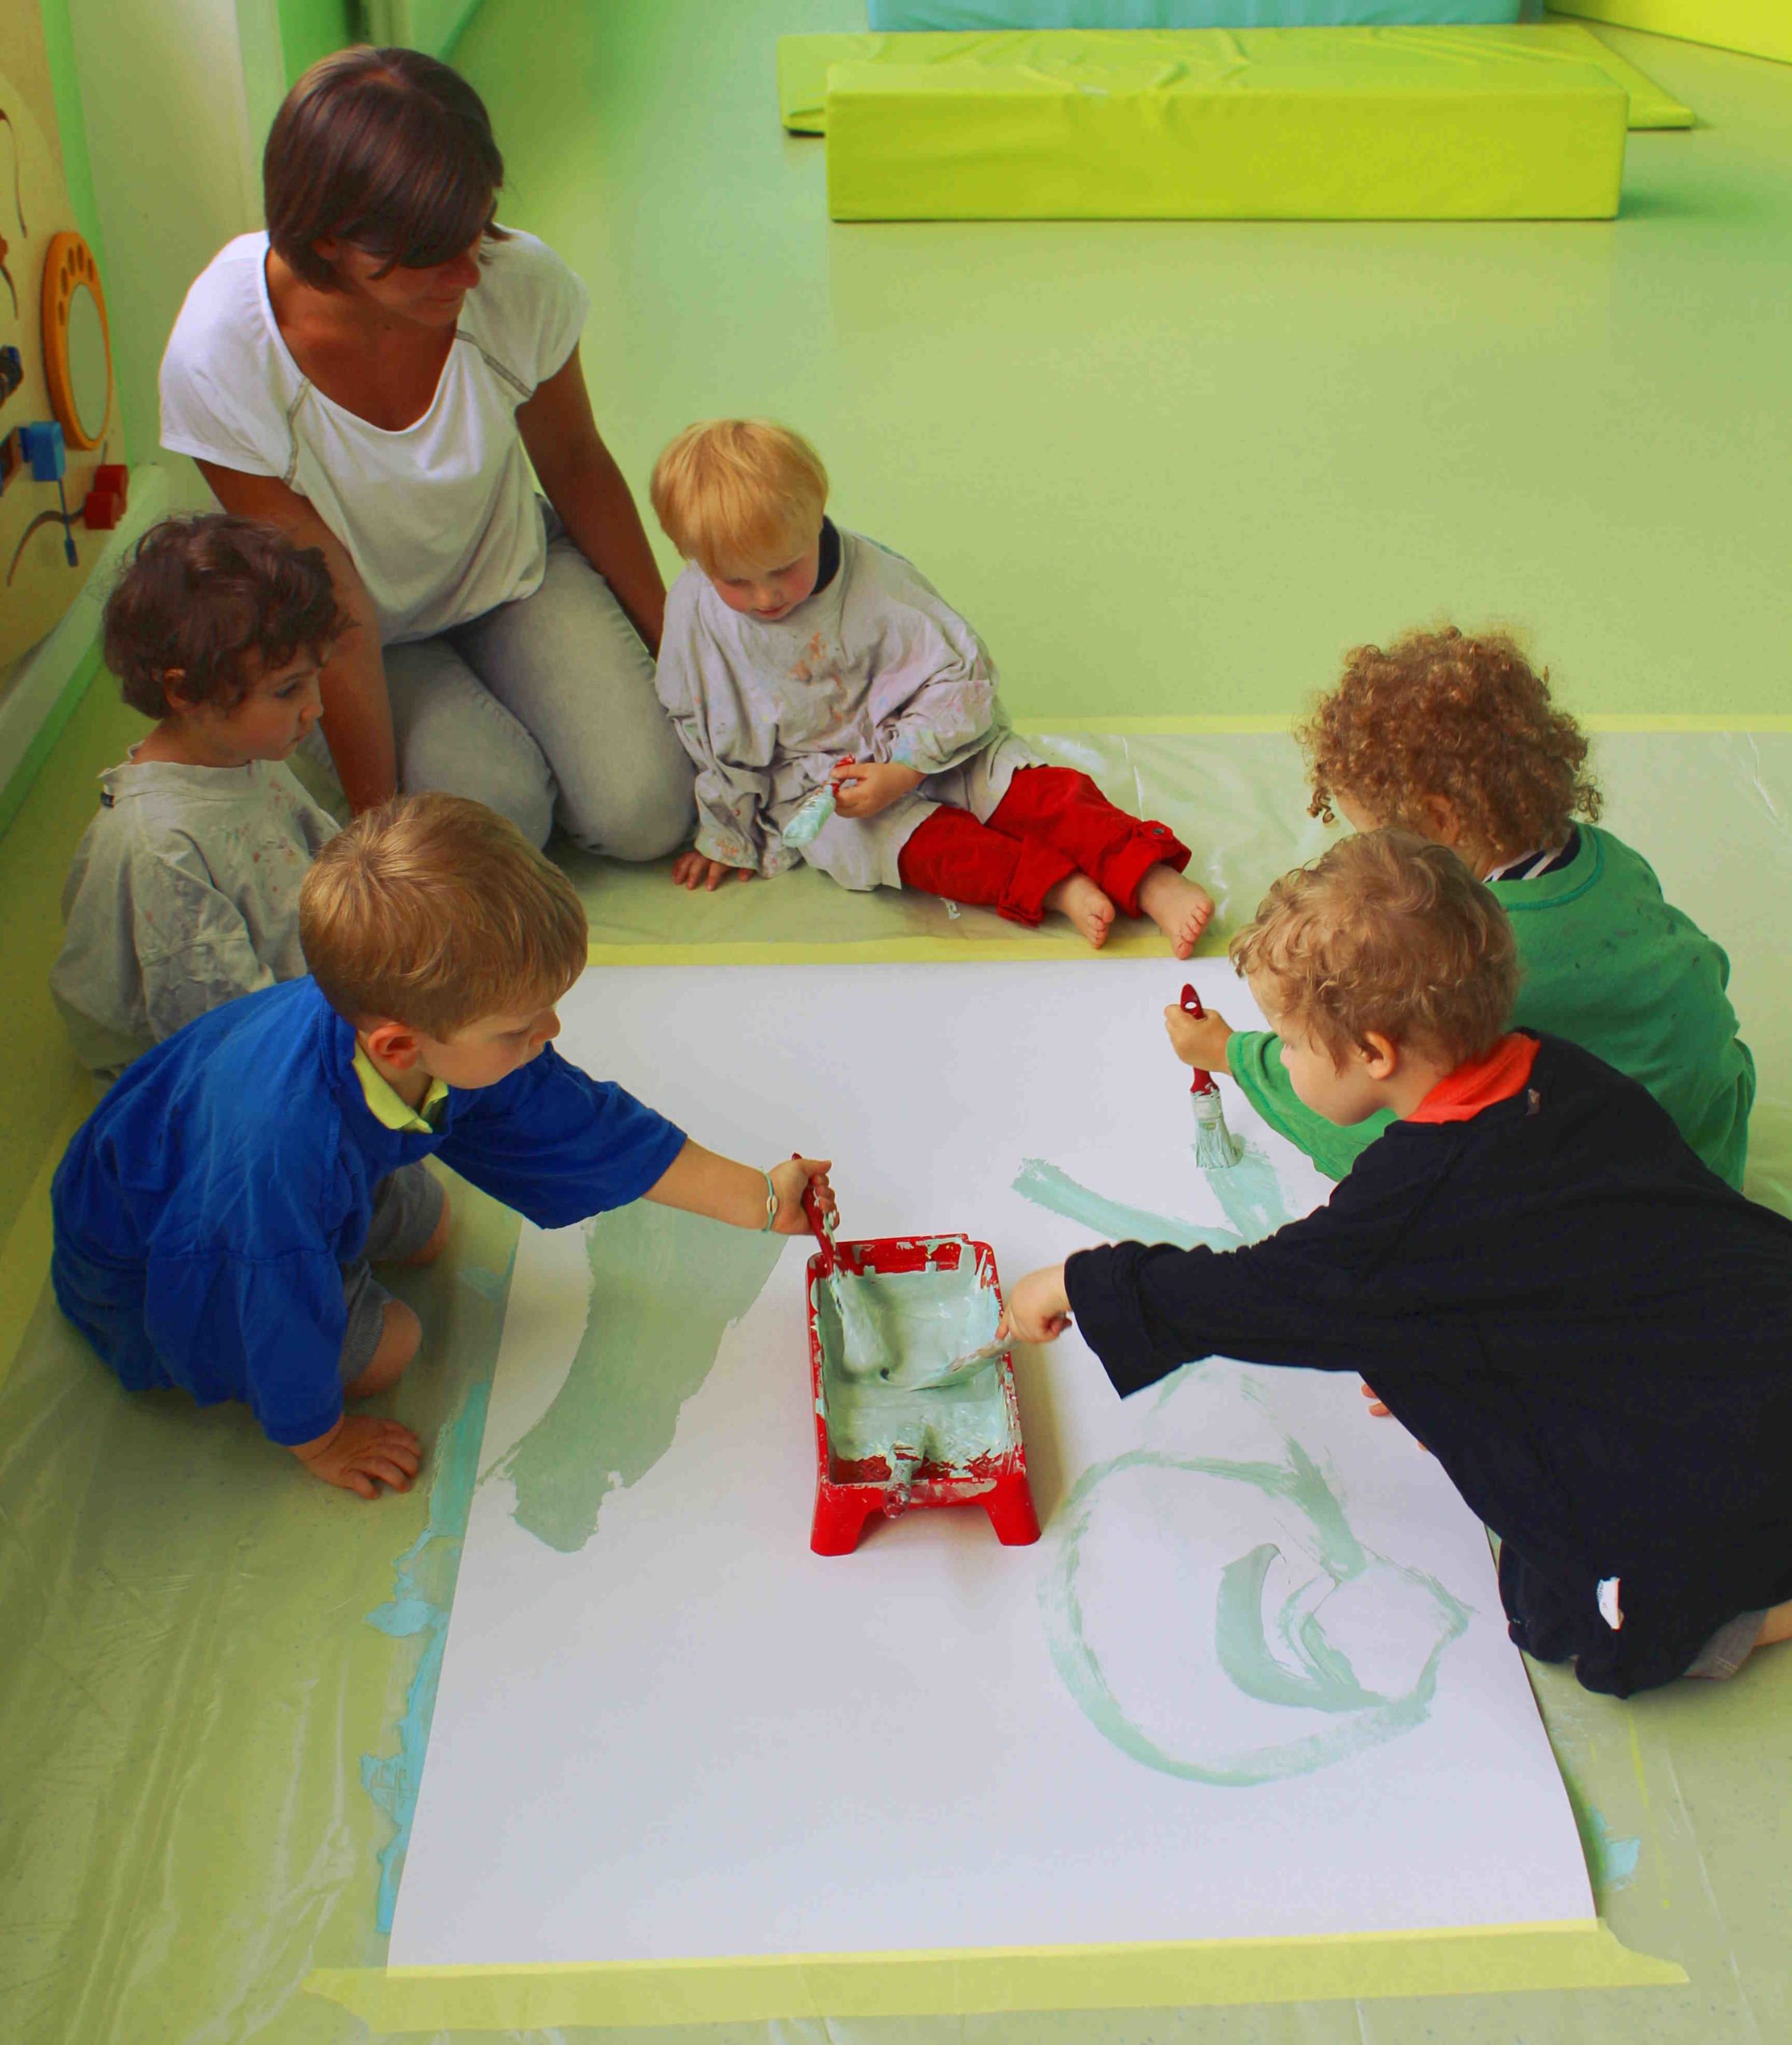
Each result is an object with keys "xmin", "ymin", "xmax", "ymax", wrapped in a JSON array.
[{"xmin": 1227, "ymin": 825, "xmax": 1756, "ymax": 1189}]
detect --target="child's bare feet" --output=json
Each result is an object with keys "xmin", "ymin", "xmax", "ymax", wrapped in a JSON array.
[
  {"xmin": 1044, "ymin": 873, "xmax": 1117, "ymax": 948},
  {"xmin": 1138, "ymin": 864, "xmax": 1214, "ymax": 959}
]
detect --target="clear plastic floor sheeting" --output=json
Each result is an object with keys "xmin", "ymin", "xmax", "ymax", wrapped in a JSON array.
[{"xmin": 2, "ymin": 731, "xmax": 1788, "ymax": 2045}]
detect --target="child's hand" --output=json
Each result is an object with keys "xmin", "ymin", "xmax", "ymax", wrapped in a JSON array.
[
  {"xmin": 1361, "ymin": 1379, "xmax": 1428, "ymax": 1451},
  {"xmin": 829, "ymin": 758, "xmax": 925, "ymax": 820},
  {"xmin": 769, "ymin": 1156, "xmax": 837, "ymax": 1235},
  {"xmin": 1165, "ymin": 1003, "xmax": 1233, "ymax": 1073},
  {"xmin": 290, "ymin": 1413, "xmax": 423, "ymax": 1499},
  {"xmin": 997, "ymin": 1265, "xmax": 1074, "ymax": 1346},
  {"xmin": 672, "ymin": 851, "xmax": 754, "ymax": 892}
]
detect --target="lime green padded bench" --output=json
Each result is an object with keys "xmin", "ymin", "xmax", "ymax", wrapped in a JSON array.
[
  {"xmin": 777, "ymin": 25, "xmax": 1689, "ymax": 135},
  {"xmin": 781, "ymin": 30, "xmax": 1631, "ymax": 220},
  {"xmin": 1551, "ymin": 0, "xmax": 1791, "ymax": 66}
]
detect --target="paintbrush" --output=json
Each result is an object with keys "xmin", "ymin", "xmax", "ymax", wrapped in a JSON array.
[{"xmin": 1180, "ymin": 983, "xmax": 1243, "ymax": 1169}]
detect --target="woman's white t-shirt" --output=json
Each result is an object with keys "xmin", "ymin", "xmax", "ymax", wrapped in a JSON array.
[{"xmin": 159, "ymin": 228, "xmax": 589, "ymax": 645}]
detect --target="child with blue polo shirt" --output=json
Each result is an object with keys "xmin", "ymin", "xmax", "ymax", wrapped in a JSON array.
[{"xmin": 51, "ymin": 794, "xmax": 835, "ymax": 1498}]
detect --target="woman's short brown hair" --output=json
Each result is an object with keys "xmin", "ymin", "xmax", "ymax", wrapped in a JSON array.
[
  {"xmin": 1230, "ymin": 829, "xmax": 1520, "ymax": 1069},
  {"xmin": 103, "ymin": 514, "xmax": 348, "ymax": 717},
  {"xmin": 264, "ymin": 46, "xmax": 508, "ymax": 290},
  {"xmin": 1298, "ymin": 627, "xmax": 1600, "ymax": 864},
  {"xmin": 300, "ymin": 794, "xmax": 589, "ymax": 1035}
]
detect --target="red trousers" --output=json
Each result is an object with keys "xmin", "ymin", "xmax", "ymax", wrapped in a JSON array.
[{"xmin": 896, "ymin": 766, "xmax": 1190, "ymax": 925}]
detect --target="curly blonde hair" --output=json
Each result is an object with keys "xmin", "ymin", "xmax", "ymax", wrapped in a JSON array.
[
  {"xmin": 1297, "ymin": 628, "xmax": 1599, "ymax": 864},
  {"xmin": 1230, "ymin": 830, "xmax": 1520, "ymax": 1068}
]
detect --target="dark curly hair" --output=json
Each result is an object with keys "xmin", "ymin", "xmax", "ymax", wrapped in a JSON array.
[
  {"xmin": 103, "ymin": 514, "xmax": 348, "ymax": 717},
  {"xmin": 1297, "ymin": 627, "xmax": 1600, "ymax": 864},
  {"xmin": 264, "ymin": 46, "xmax": 509, "ymax": 290}
]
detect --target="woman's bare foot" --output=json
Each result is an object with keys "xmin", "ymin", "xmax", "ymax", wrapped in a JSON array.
[
  {"xmin": 1138, "ymin": 864, "xmax": 1215, "ymax": 959},
  {"xmin": 1044, "ymin": 872, "xmax": 1117, "ymax": 948}
]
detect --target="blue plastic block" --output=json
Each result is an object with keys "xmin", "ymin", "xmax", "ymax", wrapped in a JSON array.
[{"xmin": 19, "ymin": 419, "xmax": 67, "ymax": 482}]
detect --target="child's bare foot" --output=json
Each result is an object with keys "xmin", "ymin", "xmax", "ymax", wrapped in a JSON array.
[
  {"xmin": 1044, "ymin": 873, "xmax": 1117, "ymax": 948},
  {"xmin": 1138, "ymin": 864, "xmax": 1214, "ymax": 959}
]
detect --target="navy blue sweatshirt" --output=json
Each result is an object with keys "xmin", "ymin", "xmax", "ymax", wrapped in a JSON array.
[{"xmin": 1066, "ymin": 1034, "xmax": 1792, "ymax": 1696}]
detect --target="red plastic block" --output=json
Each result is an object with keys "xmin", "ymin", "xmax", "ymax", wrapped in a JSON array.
[
  {"xmin": 82, "ymin": 487, "xmax": 124, "ymax": 530},
  {"xmin": 92, "ymin": 463, "xmax": 129, "ymax": 506}
]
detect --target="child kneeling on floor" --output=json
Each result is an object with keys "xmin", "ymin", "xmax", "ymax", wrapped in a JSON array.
[
  {"xmin": 52, "ymin": 794, "xmax": 835, "ymax": 1500},
  {"xmin": 1002, "ymin": 831, "xmax": 1792, "ymax": 1697},
  {"xmin": 650, "ymin": 419, "xmax": 1214, "ymax": 956},
  {"xmin": 52, "ymin": 513, "xmax": 346, "ymax": 1086},
  {"xmin": 1178, "ymin": 627, "xmax": 1754, "ymax": 1188}
]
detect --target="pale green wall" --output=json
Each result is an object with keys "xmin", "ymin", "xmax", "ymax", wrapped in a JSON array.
[{"xmin": 277, "ymin": 0, "xmax": 358, "ymax": 84}]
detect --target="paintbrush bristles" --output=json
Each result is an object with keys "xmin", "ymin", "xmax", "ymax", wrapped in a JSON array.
[{"xmin": 1191, "ymin": 1085, "xmax": 1244, "ymax": 1169}]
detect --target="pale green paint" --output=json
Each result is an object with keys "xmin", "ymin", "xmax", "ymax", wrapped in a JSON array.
[
  {"xmin": 814, "ymin": 1257, "xmax": 1014, "ymax": 1471},
  {"xmin": 359, "ymin": 1372, "xmax": 491, "ymax": 1934},
  {"xmin": 832, "ymin": 1254, "xmax": 1000, "ymax": 1387},
  {"xmin": 1041, "ymin": 1437, "xmax": 1470, "ymax": 1786},
  {"xmin": 1015, "ymin": 1153, "xmax": 1472, "ymax": 1783},
  {"xmin": 488, "ymin": 1201, "xmax": 783, "ymax": 1554}
]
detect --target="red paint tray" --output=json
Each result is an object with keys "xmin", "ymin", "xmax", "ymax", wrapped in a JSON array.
[{"xmin": 805, "ymin": 1230, "xmax": 1040, "ymax": 1557}]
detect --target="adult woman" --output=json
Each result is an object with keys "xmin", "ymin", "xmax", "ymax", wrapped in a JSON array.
[{"xmin": 159, "ymin": 47, "xmax": 694, "ymax": 856}]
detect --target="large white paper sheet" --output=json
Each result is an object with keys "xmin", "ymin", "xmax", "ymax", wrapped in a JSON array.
[{"xmin": 390, "ymin": 957, "xmax": 1593, "ymax": 1968}]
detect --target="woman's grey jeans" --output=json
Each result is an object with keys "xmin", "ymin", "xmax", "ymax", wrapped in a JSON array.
[{"xmin": 375, "ymin": 509, "xmax": 695, "ymax": 858}]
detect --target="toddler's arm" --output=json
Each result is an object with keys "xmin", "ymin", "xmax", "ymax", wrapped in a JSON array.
[
  {"xmin": 646, "ymin": 1142, "xmax": 836, "ymax": 1236},
  {"xmin": 1226, "ymin": 1029, "xmax": 1392, "ymax": 1181},
  {"xmin": 861, "ymin": 574, "xmax": 1005, "ymax": 783},
  {"xmin": 655, "ymin": 592, "xmax": 775, "ymax": 877}
]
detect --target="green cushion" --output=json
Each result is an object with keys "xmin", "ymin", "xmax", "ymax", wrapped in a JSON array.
[
  {"xmin": 814, "ymin": 42, "xmax": 1628, "ymax": 220},
  {"xmin": 1550, "ymin": 0, "xmax": 1791, "ymax": 66},
  {"xmin": 777, "ymin": 24, "xmax": 1691, "ymax": 134}
]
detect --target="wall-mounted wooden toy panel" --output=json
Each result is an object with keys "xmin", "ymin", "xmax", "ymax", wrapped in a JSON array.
[{"xmin": 0, "ymin": 59, "xmax": 123, "ymax": 672}]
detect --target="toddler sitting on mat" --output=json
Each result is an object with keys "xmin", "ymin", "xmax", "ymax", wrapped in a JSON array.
[
  {"xmin": 1171, "ymin": 627, "xmax": 1754, "ymax": 1189},
  {"xmin": 52, "ymin": 514, "xmax": 344, "ymax": 1086},
  {"xmin": 650, "ymin": 419, "xmax": 1213, "ymax": 955},
  {"xmin": 1003, "ymin": 831, "xmax": 1792, "ymax": 1698}
]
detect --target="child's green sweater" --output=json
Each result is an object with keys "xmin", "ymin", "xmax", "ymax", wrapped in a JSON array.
[{"xmin": 1227, "ymin": 825, "xmax": 1755, "ymax": 1189}]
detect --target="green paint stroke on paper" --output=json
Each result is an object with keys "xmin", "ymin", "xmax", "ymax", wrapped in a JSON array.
[
  {"xmin": 491, "ymin": 1203, "xmax": 784, "ymax": 1554},
  {"xmin": 1041, "ymin": 1442, "xmax": 1470, "ymax": 1787},
  {"xmin": 1018, "ymin": 1147, "xmax": 1465, "ymax": 1787},
  {"xmin": 1013, "ymin": 1141, "xmax": 1295, "ymax": 1259},
  {"xmin": 360, "ymin": 1376, "xmax": 490, "ymax": 1932},
  {"xmin": 1012, "ymin": 1158, "xmax": 1240, "ymax": 1254}
]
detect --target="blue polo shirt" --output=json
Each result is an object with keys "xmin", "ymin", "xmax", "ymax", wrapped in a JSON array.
[{"xmin": 51, "ymin": 977, "xmax": 687, "ymax": 1445}]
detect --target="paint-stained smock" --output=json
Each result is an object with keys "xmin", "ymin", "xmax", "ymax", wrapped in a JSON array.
[
  {"xmin": 654, "ymin": 526, "xmax": 1035, "ymax": 891},
  {"xmin": 50, "ymin": 755, "xmax": 340, "ymax": 1086},
  {"xmin": 50, "ymin": 978, "xmax": 687, "ymax": 1447},
  {"xmin": 1066, "ymin": 1034, "xmax": 1792, "ymax": 1698}
]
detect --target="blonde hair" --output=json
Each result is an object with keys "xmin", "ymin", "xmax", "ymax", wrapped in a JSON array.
[
  {"xmin": 1298, "ymin": 626, "xmax": 1599, "ymax": 863},
  {"xmin": 1230, "ymin": 830, "xmax": 1519, "ymax": 1068},
  {"xmin": 300, "ymin": 794, "xmax": 587, "ymax": 1034},
  {"xmin": 650, "ymin": 419, "xmax": 828, "ymax": 578}
]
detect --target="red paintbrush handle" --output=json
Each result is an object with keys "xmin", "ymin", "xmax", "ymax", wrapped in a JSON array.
[
  {"xmin": 795, "ymin": 1152, "xmax": 834, "ymax": 1265},
  {"xmin": 1180, "ymin": 982, "xmax": 1215, "ymax": 1094}
]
